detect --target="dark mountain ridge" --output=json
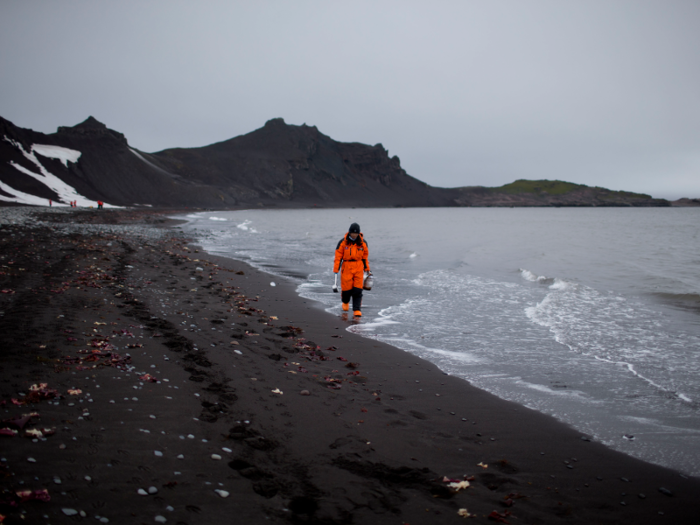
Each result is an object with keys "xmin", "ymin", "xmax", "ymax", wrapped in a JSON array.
[
  {"xmin": 149, "ymin": 117, "xmax": 446, "ymax": 207},
  {"xmin": 0, "ymin": 115, "xmax": 686, "ymax": 208}
]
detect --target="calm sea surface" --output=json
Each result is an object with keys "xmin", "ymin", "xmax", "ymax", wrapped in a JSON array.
[{"xmin": 175, "ymin": 207, "xmax": 700, "ymax": 476}]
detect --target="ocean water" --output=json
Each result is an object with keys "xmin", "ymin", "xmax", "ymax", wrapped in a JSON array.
[{"xmin": 175, "ymin": 207, "xmax": 700, "ymax": 476}]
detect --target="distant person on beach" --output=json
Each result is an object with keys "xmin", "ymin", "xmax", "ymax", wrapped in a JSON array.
[
  {"xmin": 333, "ymin": 223, "xmax": 371, "ymax": 317},
  {"xmin": 97, "ymin": 201, "xmax": 103, "ymax": 209}
]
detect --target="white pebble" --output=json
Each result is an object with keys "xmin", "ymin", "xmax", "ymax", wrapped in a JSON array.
[
  {"xmin": 222, "ymin": 447, "xmax": 232, "ymax": 453},
  {"xmin": 166, "ymin": 505, "xmax": 174, "ymax": 511},
  {"xmin": 148, "ymin": 486, "xmax": 158, "ymax": 494},
  {"xmin": 53, "ymin": 477, "xmax": 61, "ymax": 484},
  {"xmin": 149, "ymin": 415, "xmax": 156, "ymax": 419},
  {"xmin": 154, "ymin": 450, "xmax": 163, "ymax": 457},
  {"xmin": 137, "ymin": 488, "xmax": 148, "ymax": 496},
  {"xmin": 27, "ymin": 457, "xmax": 36, "ymax": 463},
  {"xmin": 187, "ymin": 434, "xmax": 195, "ymax": 439},
  {"xmin": 62, "ymin": 508, "xmax": 78, "ymax": 516},
  {"xmin": 155, "ymin": 516, "xmax": 167, "ymax": 523},
  {"xmin": 214, "ymin": 489, "xmax": 230, "ymax": 498},
  {"xmin": 177, "ymin": 454, "xmax": 184, "ymax": 460},
  {"xmin": 85, "ymin": 475, "xmax": 92, "ymax": 481},
  {"xmin": 100, "ymin": 518, "xmax": 109, "ymax": 524},
  {"xmin": 211, "ymin": 454, "xmax": 222, "ymax": 460}
]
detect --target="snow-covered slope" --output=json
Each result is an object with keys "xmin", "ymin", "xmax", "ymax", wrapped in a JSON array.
[{"xmin": 1, "ymin": 137, "xmax": 117, "ymax": 207}]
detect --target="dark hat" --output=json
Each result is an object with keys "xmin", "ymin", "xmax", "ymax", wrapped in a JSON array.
[{"xmin": 349, "ymin": 223, "xmax": 361, "ymax": 234}]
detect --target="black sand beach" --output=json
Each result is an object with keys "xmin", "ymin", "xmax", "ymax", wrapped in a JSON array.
[{"xmin": 1, "ymin": 207, "xmax": 698, "ymax": 524}]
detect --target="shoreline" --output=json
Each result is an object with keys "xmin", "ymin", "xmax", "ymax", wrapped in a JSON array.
[
  {"xmin": 1, "ymin": 206, "xmax": 698, "ymax": 524},
  {"xmin": 175, "ymin": 207, "xmax": 700, "ymax": 479}
]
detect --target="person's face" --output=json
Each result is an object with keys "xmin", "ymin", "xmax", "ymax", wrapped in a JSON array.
[{"xmin": 349, "ymin": 232, "xmax": 358, "ymax": 240}]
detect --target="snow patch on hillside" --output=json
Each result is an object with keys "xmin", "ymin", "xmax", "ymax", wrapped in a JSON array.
[
  {"xmin": 0, "ymin": 179, "xmax": 50, "ymax": 206},
  {"xmin": 32, "ymin": 144, "xmax": 81, "ymax": 167},
  {"xmin": 1, "ymin": 136, "xmax": 119, "ymax": 207}
]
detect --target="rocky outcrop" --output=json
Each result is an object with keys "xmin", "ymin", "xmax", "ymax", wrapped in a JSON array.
[{"xmin": 57, "ymin": 116, "xmax": 128, "ymax": 144}]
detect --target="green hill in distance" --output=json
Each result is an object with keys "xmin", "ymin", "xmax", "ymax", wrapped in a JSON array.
[{"xmin": 449, "ymin": 179, "xmax": 670, "ymax": 207}]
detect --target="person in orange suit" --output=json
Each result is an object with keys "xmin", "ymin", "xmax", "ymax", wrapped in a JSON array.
[{"xmin": 334, "ymin": 223, "xmax": 371, "ymax": 317}]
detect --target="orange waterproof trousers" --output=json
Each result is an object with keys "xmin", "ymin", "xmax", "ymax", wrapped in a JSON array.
[{"xmin": 340, "ymin": 260, "xmax": 365, "ymax": 292}]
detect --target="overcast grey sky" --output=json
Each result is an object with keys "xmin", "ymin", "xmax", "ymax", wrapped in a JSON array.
[{"xmin": 2, "ymin": 1, "xmax": 699, "ymax": 199}]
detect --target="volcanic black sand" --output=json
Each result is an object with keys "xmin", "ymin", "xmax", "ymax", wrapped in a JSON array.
[{"xmin": 1, "ymin": 207, "xmax": 698, "ymax": 525}]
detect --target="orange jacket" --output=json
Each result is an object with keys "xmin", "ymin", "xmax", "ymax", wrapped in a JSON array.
[{"xmin": 334, "ymin": 233, "xmax": 370, "ymax": 273}]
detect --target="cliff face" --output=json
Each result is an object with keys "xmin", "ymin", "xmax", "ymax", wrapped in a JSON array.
[{"xmin": 0, "ymin": 115, "xmax": 686, "ymax": 208}]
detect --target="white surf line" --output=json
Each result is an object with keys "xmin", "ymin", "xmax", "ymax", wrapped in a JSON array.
[
  {"xmin": 593, "ymin": 355, "xmax": 693, "ymax": 403},
  {"xmin": 3, "ymin": 136, "xmax": 120, "ymax": 207}
]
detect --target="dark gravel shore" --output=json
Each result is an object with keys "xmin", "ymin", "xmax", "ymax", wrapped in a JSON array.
[{"xmin": 1, "ymin": 207, "xmax": 698, "ymax": 524}]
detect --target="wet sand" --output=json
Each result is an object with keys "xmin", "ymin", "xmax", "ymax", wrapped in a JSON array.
[{"xmin": 1, "ymin": 207, "xmax": 698, "ymax": 524}]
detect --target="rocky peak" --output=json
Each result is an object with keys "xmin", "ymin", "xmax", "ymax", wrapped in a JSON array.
[
  {"xmin": 56, "ymin": 116, "xmax": 127, "ymax": 144},
  {"xmin": 264, "ymin": 118, "xmax": 286, "ymax": 128},
  {"xmin": 0, "ymin": 116, "xmax": 18, "ymax": 136}
]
